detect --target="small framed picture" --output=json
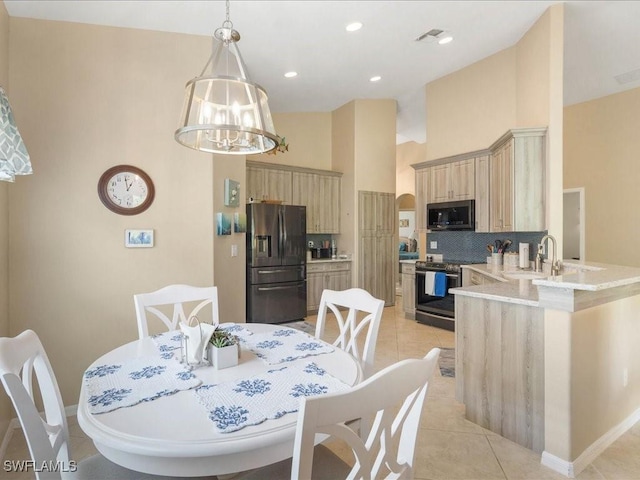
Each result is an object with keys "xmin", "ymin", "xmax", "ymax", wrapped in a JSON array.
[
  {"xmin": 234, "ymin": 212, "xmax": 247, "ymax": 233},
  {"xmin": 125, "ymin": 229, "xmax": 154, "ymax": 248},
  {"xmin": 216, "ymin": 213, "xmax": 232, "ymax": 236}
]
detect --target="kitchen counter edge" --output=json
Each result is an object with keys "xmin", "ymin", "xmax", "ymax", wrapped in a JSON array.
[{"xmin": 453, "ymin": 260, "xmax": 640, "ymax": 312}]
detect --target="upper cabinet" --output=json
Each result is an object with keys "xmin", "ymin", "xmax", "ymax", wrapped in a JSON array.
[
  {"xmin": 474, "ymin": 154, "xmax": 490, "ymax": 232},
  {"xmin": 430, "ymin": 159, "xmax": 475, "ymax": 202},
  {"xmin": 292, "ymin": 170, "xmax": 341, "ymax": 234},
  {"xmin": 489, "ymin": 128, "xmax": 546, "ymax": 233},
  {"xmin": 414, "ymin": 168, "xmax": 431, "ymax": 230},
  {"xmin": 247, "ymin": 161, "xmax": 342, "ymax": 234},
  {"xmin": 246, "ymin": 165, "xmax": 292, "ymax": 204},
  {"xmin": 412, "ymin": 127, "xmax": 546, "ymax": 233}
]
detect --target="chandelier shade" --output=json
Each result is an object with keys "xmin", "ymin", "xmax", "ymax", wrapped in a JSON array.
[
  {"xmin": 0, "ymin": 87, "xmax": 32, "ymax": 182},
  {"xmin": 175, "ymin": 5, "xmax": 278, "ymax": 155}
]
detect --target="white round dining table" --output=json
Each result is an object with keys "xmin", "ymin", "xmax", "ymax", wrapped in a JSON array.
[{"xmin": 77, "ymin": 322, "xmax": 362, "ymax": 477}]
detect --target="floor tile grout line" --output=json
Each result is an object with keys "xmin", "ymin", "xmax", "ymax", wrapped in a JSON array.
[{"xmin": 485, "ymin": 432, "xmax": 510, "ymax": 480}]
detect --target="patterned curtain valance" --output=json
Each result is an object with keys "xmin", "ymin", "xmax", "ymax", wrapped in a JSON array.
[{"xmin": 0, "ymin": 86, "xmax": 32, "ymax": 182}]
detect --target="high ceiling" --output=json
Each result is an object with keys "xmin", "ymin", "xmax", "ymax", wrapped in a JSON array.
[{"xmin": 5, "ymin": 1, "xmax": 640, "ymax": 144}]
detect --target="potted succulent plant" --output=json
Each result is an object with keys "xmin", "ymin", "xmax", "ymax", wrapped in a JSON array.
[{"xmin": 208, "ymin": 328, "xmax": 239, "ymax": 370}]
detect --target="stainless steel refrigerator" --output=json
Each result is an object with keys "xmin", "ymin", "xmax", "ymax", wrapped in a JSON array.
[{"xmin": 246, "ymin": 203, "xmax": 307, "ymax": 323}]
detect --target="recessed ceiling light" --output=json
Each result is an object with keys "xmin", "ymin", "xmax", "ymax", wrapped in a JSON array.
[
  {"xmin": 284, "ymin": 71, "xmax": 298, "ymax": 78},
  {"xmin": 438, "ymin": 36, "xmax": 453, "ymax": 45},
  {"xmin": 346, "ymin": 22, "xmax": 363, "ymax": 32},
  {"xmin": 370, "ymin": 76, "xmax": 382, "ymax": 82}
]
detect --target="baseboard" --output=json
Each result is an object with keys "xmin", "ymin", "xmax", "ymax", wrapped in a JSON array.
[
  {"xmin": 541, "ymin": 406, "xmax": 640, "ymax": 478},
  {"xmin": 0, "ymin": 404, "xmax": 79, "ymax": 460}
]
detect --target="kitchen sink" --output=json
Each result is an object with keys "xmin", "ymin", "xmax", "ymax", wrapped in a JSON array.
[
  {"xmin": 502, "ymin": 271, "xmax": 549, "ymax": 280},
  {"xmin": 502, "ymin": 269, "xmax": 578, "ymax": 280}
]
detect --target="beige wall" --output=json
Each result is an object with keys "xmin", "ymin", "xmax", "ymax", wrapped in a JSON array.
[
  {"xmin": 331, "ymin": 100, "xmax": 396, "ymax": 286},
  {"xmin": 0, "ymin": 0, "xmax": 10, "ymax": 431},
  {"xmin": 517, "ymin": 4, "xmax": 564, "ymax": 256},
  {"xmin": 332, "ymin": 102, "xmax": 356, "ymax": 274},
  {"xmin": 544, "ymin": 294, "xmax": 640, "ymax": 462},
  {"xmin": 396, "ymin": 141, "xmax": 426, "ymax": 198},
  {"xmin": 564, "ymin": 87, "xmax": 640, "ymax": 267},
  {"xmin": 212, "ymin": 155, "xmax": 247, "ymax": 324},
  {"xmin": 425, "ymin": 47, "xmax": 517, "ymax": 160},
  {"xmin": 251, "ymin": 112, "xmax": 332, "ymax": 170},
  {"xmin": 8, "ymin": 18, "xmax": 216, "ymax": 404}
]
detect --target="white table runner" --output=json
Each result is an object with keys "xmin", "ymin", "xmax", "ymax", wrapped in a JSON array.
[
  {"xmin": 194, "ymin": 361, "xmax": 349, "ymax": 433},
  {"xmin": 84, "ymin": 356, "xmax": 201, "ymax": 414},
  {"xmin": 240, "ymin": 327, "xmax": 333, "ymax": 365}
]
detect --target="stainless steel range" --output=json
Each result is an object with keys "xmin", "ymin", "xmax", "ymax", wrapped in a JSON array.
[{"xmin": 414, "ymin": 260, "xmax": 465, "ymax": 331}]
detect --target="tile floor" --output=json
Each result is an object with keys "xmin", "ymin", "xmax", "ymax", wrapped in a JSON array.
[{"xmin": 2, "ymin": 300, "xmax": 640, "ymax": 479}]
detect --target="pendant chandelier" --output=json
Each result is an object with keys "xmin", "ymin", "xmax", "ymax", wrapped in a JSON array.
[{"xmin": 175, "ymin": 0, "xmax": 278, "ymax": 155}]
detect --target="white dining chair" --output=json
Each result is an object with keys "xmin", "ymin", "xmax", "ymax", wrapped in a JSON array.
[
  {"xmin": 315, "ymin": 288, "xmax": 384, "ymax": 379},
  {"xmin": 238, "ymin": 347, "xmax": 441, "ymax": 480},
  {"xmin": 0, "ymin": 329, "xmax": 209, "ymax": 480},
  {"xmin": 134, "ymin": 284, "xmax": 219, "ymax": 339}
]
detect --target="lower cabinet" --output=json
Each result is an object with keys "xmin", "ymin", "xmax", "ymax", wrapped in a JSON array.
[
  {"xmin": 306, "ymin": 261, "xmax": 352, "ymax": 313},
  {"xmin": 401, "ymin": 262, "xmax": 416, "ymax": 318}
]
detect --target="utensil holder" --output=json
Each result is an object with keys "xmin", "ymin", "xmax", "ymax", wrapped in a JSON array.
[{"xmin": 491, "ymin": 253, "xmax": 503, "ymax": 266}]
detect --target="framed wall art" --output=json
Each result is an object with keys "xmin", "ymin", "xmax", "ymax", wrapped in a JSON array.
[
  {"xmin": 125, "ymin": 229, "xmax": 154, "ymax": 248},
  {"xmin": 216, "ymin": 213, "xmax": 232, "ymax": 235},
  {"xmin": 234, "ymin": 212, "xmax": 247, "ymax": 233}
]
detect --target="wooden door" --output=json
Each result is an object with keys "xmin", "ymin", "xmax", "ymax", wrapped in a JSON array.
[
  {"xmin": 430, "ymin": 164, "xmax": 451, "ymax": 202},
  {"xmin": 451, "ymin": 159, "xmax": 475, "ymax": 200},
  {"xmin": 415, "ymin": 168, "xmax": 431, "ymax": 230},
  {"xmin": 246, "ymin": 166, "xmax": 265, "ymax": 202},
  {"xmin": 264, "ymin": 169, "xmax": 292, "ymax": 204},
  {"xmin": 474, "ymin": 155, "xmax": 490, "ymax": 232},
  {"xmin": 490, "ymin": 144, "xmax": 505, "ymax": 232}
]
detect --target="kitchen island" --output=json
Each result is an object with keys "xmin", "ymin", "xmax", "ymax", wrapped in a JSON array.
[{"xmin": 452, "ymin": 261, "xmax": 640, "ymax": 477}]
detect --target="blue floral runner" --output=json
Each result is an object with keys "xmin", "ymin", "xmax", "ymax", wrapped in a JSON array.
[
  {"xmin": 84, "ymin": 356, "xmax": 201, "ymax": 414},
  {"xmin": 194, "ymin": 361, "xmax": 349, "ymax": 433},
  {"xmin": 240, "ymin": 328, "xmax": 333, "ymax": 365}
]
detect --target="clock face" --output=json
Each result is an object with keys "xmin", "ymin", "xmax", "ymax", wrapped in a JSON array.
[{"xmin": 98, "ymin": 165, "xmax": 155, "ymax": 215}]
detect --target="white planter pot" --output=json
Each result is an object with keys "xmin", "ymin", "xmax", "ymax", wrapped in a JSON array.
[{"xmin": 209, "ymin": 343, "xmax": 239, "ymax": 370}]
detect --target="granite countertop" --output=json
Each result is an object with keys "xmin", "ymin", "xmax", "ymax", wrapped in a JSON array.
[
  {"xmin": 308, "ymin": 258, "xmax": 352, "ymax": 263},
  {"xmin": 454, "ymin": 260, "xmax": 640, "ymax": 308}
]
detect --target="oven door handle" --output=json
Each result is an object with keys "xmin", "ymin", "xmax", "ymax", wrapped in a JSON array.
[{"xmin": 416, "ymin": 271, "xmax": 459, "ymax": 278}]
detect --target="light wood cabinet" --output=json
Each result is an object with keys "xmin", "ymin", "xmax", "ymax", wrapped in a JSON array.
[
  {"xmin": 306, "ymin": 261, "xmax": 352, "ymax": 312},
  {"xmin": 401, "ymin": 262, "xmax": 416, "ymax": 318},
  {"xmin": 358, "ymin": 191, "xmax": 395, "ymax": 306},
  {"xmin": 293, "ymin": 171, "xmax": 341, "ymax": 234},
  {"xmin": 489, "ymin": 128, "xmax": 546, "ymax": 233},
  {"xmin": 246, "ymin": 161, "xmax": 342, "ymax": 234},
  {"xmin": 430, "ymin": 159, "xmax": 475, "ymax": 202},
  {"xmin": 474, "ymin": 154, "xmax": 490, "ymax": 232},
  {"xmin": 246, "ymin": 166, "xmax": 292, "ymax": 204},
  {"xmin": 414, "ymin": 168, "xmax": 431, "ymax": 230}
]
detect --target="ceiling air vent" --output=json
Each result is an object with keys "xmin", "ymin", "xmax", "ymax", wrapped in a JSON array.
[
  {"xmin": 614, "ymin": 68, "xmax": 640, "ymax": 85},
  {"xmin": 416, "ymin": 29, "xmax": 444, "ymax": 42}
]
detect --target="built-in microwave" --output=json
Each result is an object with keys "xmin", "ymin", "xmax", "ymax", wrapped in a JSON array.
[{"xmin": 426, "ymin": 200, "xmax": 475, "ymax": 231}]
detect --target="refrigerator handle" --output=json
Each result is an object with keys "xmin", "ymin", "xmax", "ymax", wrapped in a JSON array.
[{"xmin": 279, "ymin": 207, "xmax": 286, "ymax": 259}]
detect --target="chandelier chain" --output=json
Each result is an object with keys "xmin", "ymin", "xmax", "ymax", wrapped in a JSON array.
[{"xmin": 223, "ymin": 0, "xmax": 233, "ymax": 29}]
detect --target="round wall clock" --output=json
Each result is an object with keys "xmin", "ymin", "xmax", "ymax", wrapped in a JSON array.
[{"xmin": 97, "ymin": 165, "xmax": 155, "ymax": 215}]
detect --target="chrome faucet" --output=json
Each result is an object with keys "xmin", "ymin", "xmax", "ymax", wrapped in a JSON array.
[{"xmin": 538, "ymin": 234, "xmax": 561, "ymax": 275}]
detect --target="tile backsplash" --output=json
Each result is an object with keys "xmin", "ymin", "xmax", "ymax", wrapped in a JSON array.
[{"xmin": 427, "ymin": 231, "xmax": 547, "ymax": 263}]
